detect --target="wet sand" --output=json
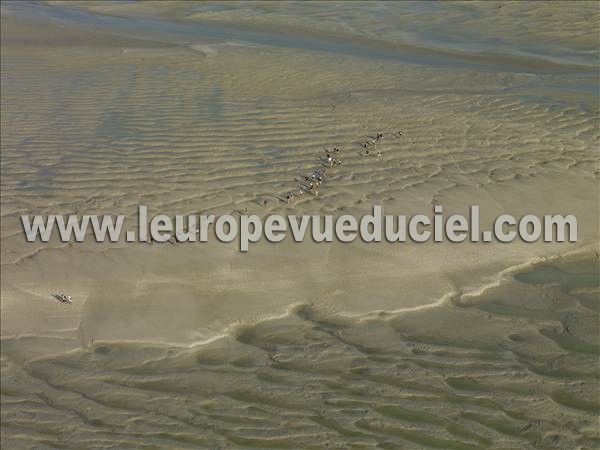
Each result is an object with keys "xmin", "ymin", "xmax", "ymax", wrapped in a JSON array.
[
  {"xmin": 2, "ymin": 253, "xmax": 598, "ymax": 449},
  {"xmin": 1, "ymin": 1, "xmax": 599, "ymax": 448}
]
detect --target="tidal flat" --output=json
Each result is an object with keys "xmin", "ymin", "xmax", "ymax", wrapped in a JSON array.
[{"xmin": 1, "ymin": 2, "xmax": 599, "ymax": 448}]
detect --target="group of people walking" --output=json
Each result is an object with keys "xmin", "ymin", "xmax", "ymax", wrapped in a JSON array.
[{"xmin": 281, "ymin": 131, "xmax": 398, "ymax": 204}]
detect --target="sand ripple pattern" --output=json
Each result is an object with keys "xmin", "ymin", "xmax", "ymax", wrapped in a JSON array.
[
  {"xmin": 2, "ymin": 45, "xmax": 598, "ymax": 246},
  {"xmin": 2, "ymin": 257, "xmax": 598, "ymax": 449}
]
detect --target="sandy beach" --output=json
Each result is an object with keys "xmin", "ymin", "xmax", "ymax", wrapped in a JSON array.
[{"xmin": 1, "ymin": 2, "xmax": 599, "ymax": 449}]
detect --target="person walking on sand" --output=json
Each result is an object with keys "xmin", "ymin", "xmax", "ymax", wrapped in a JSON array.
[
  {"xmin": 52, "ymin": 293, "xmax": 72, "ymax": 304},
  {"xmin": 327, "ymin": 154, "xmax": 334, "ymax": 167}
]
